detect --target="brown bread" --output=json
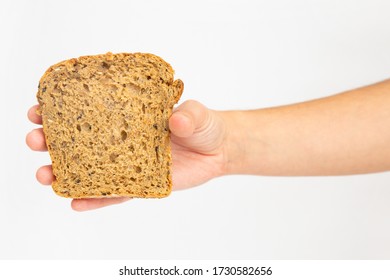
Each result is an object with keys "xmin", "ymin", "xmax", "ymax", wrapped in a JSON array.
[{"xmin": 37, "ymin": 52, "xmax": 183, "ymax": 198}]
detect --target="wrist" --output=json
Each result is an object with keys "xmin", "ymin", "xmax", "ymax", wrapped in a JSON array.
[
  {"xmin": 220, "ymin": 110, "xmax": 253, "ymax": 175},
  {"xmin": 220, "ymin": 109, "xmax": 270, "ymax": 176}
]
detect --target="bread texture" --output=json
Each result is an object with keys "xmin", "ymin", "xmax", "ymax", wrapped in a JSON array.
[{"xmin": 37, "ymin": 52, "xmax": 183, "ymax": 198}]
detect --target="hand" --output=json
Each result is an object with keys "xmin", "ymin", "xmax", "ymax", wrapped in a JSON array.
[{"xmin": 26, "ymin": 100, "xmax": 228, "ymax": 211}]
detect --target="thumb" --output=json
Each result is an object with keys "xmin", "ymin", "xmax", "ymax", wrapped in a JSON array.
[
  {"xmin": 169, "ymin": 100, "xmax": 210, "ymax": 138},
  {"xmin": 169, "ymin": 100, "xmax": 225, "ymax": 155}
]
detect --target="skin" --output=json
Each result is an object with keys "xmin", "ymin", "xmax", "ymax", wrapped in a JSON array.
[{"xmin": 26, "ymin": 79, "xmax": 390, "ymax": 211}]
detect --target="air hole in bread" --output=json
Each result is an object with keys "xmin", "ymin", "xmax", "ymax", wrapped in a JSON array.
[
  {"xmin": 155, "ymin": 146, "xmax": 160, "ymax": 162},
  {"xmin": 83, "ymin": 84, "xmax": 90, "ymax": 91},
  {"xmin": 135, "ymin": 166, "xmax": 142, "ymax": 173},
  {"xmin": 121, "ymin": 130, "xmax": 127, "ymax": 141},
  {"xmin": 109, "ymin": 153, "xmax": 118, "ymax": 162},
  {"xmin": 102, "ymin": 62, "xmax": 110, "ymax": 70}
]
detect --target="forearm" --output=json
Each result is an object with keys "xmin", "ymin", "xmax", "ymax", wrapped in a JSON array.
[{"xmin": 223, "ymin": 79, "xmax": 390, "ymax": 176}]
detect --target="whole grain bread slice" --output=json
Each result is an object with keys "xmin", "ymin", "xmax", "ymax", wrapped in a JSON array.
[{"xmin": 37, "ymin": 52, "xmax": 183, "ymax": 198}]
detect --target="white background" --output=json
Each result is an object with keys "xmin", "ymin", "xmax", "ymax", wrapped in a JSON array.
[{"xmin": 0, "ymin": 0, "xmax": 390, "ymax": 259}]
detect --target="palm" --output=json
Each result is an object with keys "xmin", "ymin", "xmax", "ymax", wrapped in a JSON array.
[
  {"xmin": 171, "ymin": 140, "xmax": 225, "ymax": 190},
  {"xmin": 169, "ymin": 104, "xmax": 227, "ymax": 191}
]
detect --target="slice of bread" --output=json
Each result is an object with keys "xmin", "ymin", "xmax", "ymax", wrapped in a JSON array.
[{"xmin": 37, "ymin": 52, "xmax": 183, "ymax": 198}]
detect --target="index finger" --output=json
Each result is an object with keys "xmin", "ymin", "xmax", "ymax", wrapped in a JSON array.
[
  {"xmin": 71, "ymin": 197, "xmax": 132, "ymax": 211},
  {"xmin": 28, "ymin": 105, "xmax": 42, "ymax": 125}
]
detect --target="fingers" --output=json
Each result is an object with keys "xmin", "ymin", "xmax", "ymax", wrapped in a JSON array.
[
  {"xmin": 27, "ymin": 105, "xmax": 47, "ymax": 151},
  {"xmin": 35, "ymin": 164, "xmax": 130, "ymax": 211},
  {"xmin": 28, "ymin": 105, "xmax": 42, "ymax": 125},
  {"xmin": 71, "ymin": 197, "xmax": 131, "ymax": 212},
  {"xmin": 36, "ymin": 165, "xmax": 55, "ymax": 185},
  {"xmin": 26, "ymin": 128, "xmax": 47, "ymax": 151},
  {"xmin": 28, "ymin": 106, "xmax": 53, "ymax": 185},
  {"xmin": 169, "ymin": 100, "xmax": 209, "ymax": 138}
]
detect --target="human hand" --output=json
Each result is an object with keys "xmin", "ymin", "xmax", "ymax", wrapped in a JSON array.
[{"xmin": 26, "ymin": 100, "xmax": 228, "ymax": 211}]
